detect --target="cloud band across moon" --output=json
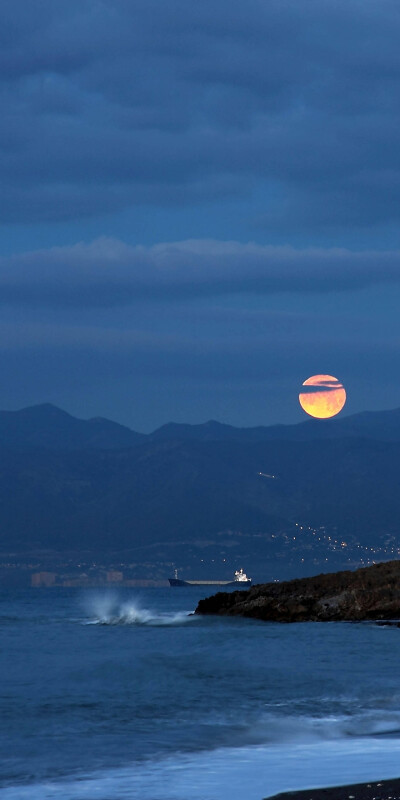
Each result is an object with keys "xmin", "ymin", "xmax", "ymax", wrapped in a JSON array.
[{"xmin": 299, "ymin": 378, "xmax": 345, "ymax": 395}]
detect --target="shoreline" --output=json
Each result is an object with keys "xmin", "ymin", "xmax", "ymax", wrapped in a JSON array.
[
  {"xmin": 267, "ymin": 778, "xmax": 400, "ymax": 800},
  {"xmin": 195, "ymin": 560, "xmax": 400, "ymax": 622}
]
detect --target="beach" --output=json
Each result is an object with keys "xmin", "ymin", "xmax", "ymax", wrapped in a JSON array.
[
  {"xmin": 1, "ymin": 587, "xmax": 400, "ymax": 799},
  {"xmin": 270, "ymin": 779, "xmax": 400, "ymax": 800}
]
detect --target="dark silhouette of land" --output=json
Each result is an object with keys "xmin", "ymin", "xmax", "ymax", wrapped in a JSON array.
[
  {"xmin": 195, "ymin": 559, "xmax": 400, "ymax": 622},
  {"xmin": 266, "ymin": 778, "xmax": 400, "ymax": 800},
  {"xmin": 1, "ymin": 404, "xmax": 400, "ymax": 584}
]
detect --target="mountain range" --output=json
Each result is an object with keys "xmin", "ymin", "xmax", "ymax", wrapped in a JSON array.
[
  {"xmin": 3, "ymin": 402, "xmax": 400, "ymax": 449},
  {"xmin": 1, "ymin": 403, "xmax": 400, "ymax": 583}
]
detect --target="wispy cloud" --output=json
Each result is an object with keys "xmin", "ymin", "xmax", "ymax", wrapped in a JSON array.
[
  {"xmin": 1, "ymin": 1, "xmax": 400, "ymax": 230},
  {"xmin": 1, "ymin": 238, "xmax": 399, "ymax": 307}
]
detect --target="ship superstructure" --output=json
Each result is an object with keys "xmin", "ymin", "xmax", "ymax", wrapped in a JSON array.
[{"xmin": 169, "ymin": 568, "xmax": 252, "ymax": 587}]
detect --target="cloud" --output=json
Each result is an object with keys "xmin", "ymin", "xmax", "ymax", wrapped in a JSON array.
[
  {"xmin": 0, "ymin": 309, "xmax": 398, "ymax": 405},
  {"xmin": 1, "ymin": 238, "xmax": 400, "ymax": 307},
  {"xmin": 1, "ymin": 0, "xmax": 400, "ymax": 230}
]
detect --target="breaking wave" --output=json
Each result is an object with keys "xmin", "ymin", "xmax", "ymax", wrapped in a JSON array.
[
  {"xmin": 82, "ymin": 595, "xmax": 195, "ymax": 626},
  {"xmin": 2, "ymin": 736, "xmax": 400, "ymax": 800},
  {"xmin": 243, "ymin": 709, "xmax": 400, "ymax": 746}
]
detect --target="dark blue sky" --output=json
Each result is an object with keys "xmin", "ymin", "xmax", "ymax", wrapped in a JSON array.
[{"xmin": 1, "ymin": 0, "xmax": 400, "ymax": 430}]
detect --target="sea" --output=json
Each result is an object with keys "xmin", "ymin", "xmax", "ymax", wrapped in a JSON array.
[{"xmin": 1, "ymin": 586, "xmax": 400, "ymax": 800}]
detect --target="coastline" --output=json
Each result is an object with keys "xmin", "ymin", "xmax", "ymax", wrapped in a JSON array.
[
  {"xmin": 267, "ymin": 778, "xmax": 400, "ymax": 800},
  {"xmin": 195, "ymin": 560, "xmax": 400, "ymax": 622}
]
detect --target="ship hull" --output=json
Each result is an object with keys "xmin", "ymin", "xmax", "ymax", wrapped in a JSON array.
[{"xmin": 168, "ymin": 578, "xmax": 252, "ymax": 587}]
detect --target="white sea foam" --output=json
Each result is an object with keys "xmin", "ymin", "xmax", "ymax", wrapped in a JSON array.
[
  {"xmin": 2, "ymin": 736, "xmax": 400, "ymax": 800},
  {"xmin": 82, "ymin": 594, "xmax": 195, "ymax": 626},
  {"xmin": 245, "ymin": 709, "xmax": 400, "ymax": 745}
]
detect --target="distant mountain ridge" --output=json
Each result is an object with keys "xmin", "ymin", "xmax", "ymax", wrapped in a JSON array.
[
  {"xmin": 1, "ymin": 403, "xmax": 400, "ymax": 581},
  {"xmin": 150, "ymin": 407, "xmax": 400, "ymax": 443},
  {"xmin": 0, "ymin": 403, "xmax": 145, "ymax": 450},
  {"xmin": 2, "ymin": 403, "xmax": 400, "ymax": 450}
]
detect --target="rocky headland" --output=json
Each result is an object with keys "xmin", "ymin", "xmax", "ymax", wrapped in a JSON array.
[{"xmin": 195, "ymin": 559, "xmax": 400, "ymax": 622}]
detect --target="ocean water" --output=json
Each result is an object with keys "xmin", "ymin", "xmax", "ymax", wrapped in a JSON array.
[{"xmin": 1, "ymin": 587, "xmax": 400, "ymax": 800}]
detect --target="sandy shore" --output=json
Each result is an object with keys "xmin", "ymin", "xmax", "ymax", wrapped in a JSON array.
[{"xmin": 266, "ymin": 778, "xmax": 400, "ymax": 800}]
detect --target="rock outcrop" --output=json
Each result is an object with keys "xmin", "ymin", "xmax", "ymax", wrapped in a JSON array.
[
  {"xmin": 266, "ymin": 777, "xmax": 400, "ymax": 800},
  {"xmin": 195, "ymin": 560, "xmax": 400, "ymax": 622}
]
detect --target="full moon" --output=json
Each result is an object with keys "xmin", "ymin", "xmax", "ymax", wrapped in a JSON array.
[{"xmin": 299, "ymin": 374, "xmax": 346, "ymax": 419}]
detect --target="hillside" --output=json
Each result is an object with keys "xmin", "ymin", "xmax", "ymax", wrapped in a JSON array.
[
  {"xmin": 0, "ymin": 404, "xmax": 145, "ymax": 450},
  {"xmin": 1, "ymin": 404, "xmax": 400, "ymax": 582},
  {"xmin": 195, "ymin": 559, "xmax": 400, "ymax": 622},
  {"xmin": 151, "ymin": 407, "xmax": 400, "ymax": 443},
  {"xmin": 2, "ymin": 403, "xmax": 400, "ymax": 450}
]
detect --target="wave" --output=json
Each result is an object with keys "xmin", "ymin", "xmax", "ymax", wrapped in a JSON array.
[
  {"xmin": 2, "ymin": 737, "xmax": 400, "ymax": 800},
  {"xmin": 245, "ymin": 709, "xmax": 400, "ymax": 746},
  {"xmin": 82, "ymin": 595, "xmax": 195, "ymax": 626}
]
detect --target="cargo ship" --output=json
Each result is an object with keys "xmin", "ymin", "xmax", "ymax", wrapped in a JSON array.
[{"xmin": 168, "ymin": 568, "xmax": 251, "ymax": 587}]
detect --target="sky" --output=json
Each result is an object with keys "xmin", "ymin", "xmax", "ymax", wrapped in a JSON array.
[{"xmin": 1, "ymin": 0, "xmax": 400, "ymax": 431}]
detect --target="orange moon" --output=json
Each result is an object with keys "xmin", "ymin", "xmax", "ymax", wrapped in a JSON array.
[{"xmin": 299, "ymin": 374, "xmax": 346, "ymax": 419}]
